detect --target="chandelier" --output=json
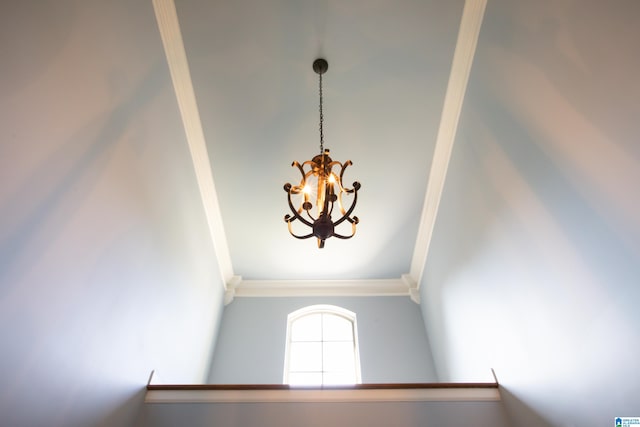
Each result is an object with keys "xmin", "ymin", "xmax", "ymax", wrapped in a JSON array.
[{"xmin": 283, "ymin": 58, "xmax": 361, "ymax": 249}]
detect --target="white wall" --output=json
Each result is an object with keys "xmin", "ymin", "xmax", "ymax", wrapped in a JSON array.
[
  {"xmin": 420, "ymin": 1, "xmax": 640, "ymax": 425},
  {"xmin": 208, "ymin": 296, "xmax": 437, "ymax": 384},
  {"xmin": 0, "ymin": 2, "xmax": 226, "ymax": 426}
]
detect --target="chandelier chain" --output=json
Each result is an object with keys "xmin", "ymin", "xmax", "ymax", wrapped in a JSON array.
[{"xmin": 319, "ymin": 72, "xmax": 324, "ymax": 155}]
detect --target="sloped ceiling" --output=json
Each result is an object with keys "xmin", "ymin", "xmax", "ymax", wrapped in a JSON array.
[
  {"xmin": 177, "ymin": 0, "xmax": 459, "ymax": 282},
  {"xmin": 153, "ymin": 0, "xmax": 489, "ymax": 301}
]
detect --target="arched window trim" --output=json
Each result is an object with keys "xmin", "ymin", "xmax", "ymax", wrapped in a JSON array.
[{"xmin": 283, "ymin": 304, "xmax": 362, "ymax": 385}]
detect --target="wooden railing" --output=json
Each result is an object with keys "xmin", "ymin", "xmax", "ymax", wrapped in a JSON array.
[{"xmin": 145, "ymin": 382, "xmax": 500, "ymax": 403}]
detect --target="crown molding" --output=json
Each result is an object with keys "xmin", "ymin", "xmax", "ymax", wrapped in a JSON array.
[{"xmin": 224, "ymin": 277, "xmax": 417, "ymax": 302}]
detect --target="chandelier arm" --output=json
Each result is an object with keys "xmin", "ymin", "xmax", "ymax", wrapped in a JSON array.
[
  {"xmin": 286, "ymin": 193, "xmax": 314, "ymax": 228},
  {"xmin": 287, "ymin": 221, "xmax": 315, "ymax": 240},
  {"xmin": 294, "ymin": 168, "xmax": 316, "ymax": 197},
  {"xmin": 332, "ymin": 186, "xmax": 359, "ymax": 227},
  {"xmin": 292, "ymin": 161, "xmax": 307, "ymax": 181},
  {"xmin": 331, "ymin": 221, "xmax": 357, "ymax": 240},
  {"xmin": 327, "ymin": 160, "xmax": 342, "ymax": 173},
  {"xmin": 335, "ymin": 191, "xmax": 347, "ymax": 216},
  {"xmin": 331, "ymin": 233, "xmax": 354, "ymax": 240},
  {"xmin": 345, "ymin": 215, "xmax": 359, "ymax": 224},
  {"xmin": 323, "ymin": 184, "xmax": 333, "ymax": 216},
  {"xmin": 300, "ymin": 160, "xmax": 317, "ymax": 168},
  {"xmin": 303, "ymin": 169, "xmax": 316, "ymax": 182},
  {"xmin": 339, "ymin": 160, "xmax": 354, "ymax": 190},
  {"xmin": 327, "ymin": 182, "xmax": 340, "ymax": 218},
  {"xmin": 305, "ymin": 210, "xmax": 317, "ymax": 222},
  {"xmin": 327, "ymin": 162, "xmax": 348, "ymax": 192},
  {"xmin": 327, "ymin": 198, "xmax": 336, "ymax": 217}
]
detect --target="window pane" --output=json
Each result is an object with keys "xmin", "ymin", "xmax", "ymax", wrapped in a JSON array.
[
  {"xmin": 285, "ymin": 306, "xmax": 360, "ymax": 386},
  {"xmin": 322, "ymin": 314, "xmax": 353, "ymax": 341},
  {"xmin": 289, "ymin": 342, "xmax": 322, "ymax": 372},
  {"xmin": 323, "ymin": 341, "xmax": 355, "ymax": 373},
  {"xmin": 290, "ymin": 313, "xmax": 322, "ymax": 341},
  {"xmin": 288, "ymin": 372, "xmax": 323, "ymax": 386}
]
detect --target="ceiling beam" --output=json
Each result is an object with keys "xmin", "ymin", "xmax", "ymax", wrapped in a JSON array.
[
  {"xmin": 153, "ymin": 0, "xmax": 234, "ymax": 288},
  {"xmin": 409, "ymin": 0, "xmax": 487, "ymax": 288}
]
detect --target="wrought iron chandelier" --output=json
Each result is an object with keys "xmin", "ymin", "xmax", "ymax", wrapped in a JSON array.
[{"xmin": 283, "ymin": 58, "xmax": 361, "ymax": 249}]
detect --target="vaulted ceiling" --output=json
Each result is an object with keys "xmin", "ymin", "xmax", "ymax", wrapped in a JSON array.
[{"xmin": 152, "ymin": 0, "xmax": 486, "ymax": 300}]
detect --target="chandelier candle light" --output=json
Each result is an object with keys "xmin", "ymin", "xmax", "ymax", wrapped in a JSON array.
[{"xmin": 283, "ymin": 58, "xmax": 361, "ymax": 248}]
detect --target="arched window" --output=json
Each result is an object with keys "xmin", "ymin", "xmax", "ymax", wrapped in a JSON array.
[{"xmin": 283, "ymin": 305, "xmax": 361, "ymax": 386}]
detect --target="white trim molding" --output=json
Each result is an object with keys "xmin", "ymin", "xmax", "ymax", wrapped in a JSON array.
[
  {"xmin": 410, "ymin": 0, "xmax": 487, "ymax": 288},
  {"xmin": 401, "ymin": 274, "xmax": 420, "ymax": 304},
  {"xmin": 152, "ymin": 0, "xmax": 234, "ymax": 287},
  {"xmin": 145, "ymin": 385, "xmax": 500, "ymax": 403},
  {"xmin": 225, "ymin": 277, "xmax": 415, "ymax": 300},
  {"xmin": 223, "ymin": 275, "xmax": 242, "ymax": 305}
]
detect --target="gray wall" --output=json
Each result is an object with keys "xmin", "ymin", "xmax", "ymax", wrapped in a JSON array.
[
  {"xmin": 0, "ymin": 2, "xmax": 227, "ymax": 426},
  {"xmin": 208, "ymin": 296, "xmax": 437, "ymax": 384},
  {"xmin": 420, "ymin": 1, "xmax": 640, "ymax": 426},
  {"xmin": 138, "ymin": 399, "xmax": 509, "ymax": 427}
]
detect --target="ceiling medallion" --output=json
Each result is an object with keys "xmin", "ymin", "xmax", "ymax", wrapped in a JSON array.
[{"xmin": 283, "ymin": 58, "xmax": 361, "ymax": 249}]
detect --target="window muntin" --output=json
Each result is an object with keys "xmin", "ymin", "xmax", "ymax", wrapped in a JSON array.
[{"xmin": 284, "ymin": 305, "xmax": 361, "ymax": 386}]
